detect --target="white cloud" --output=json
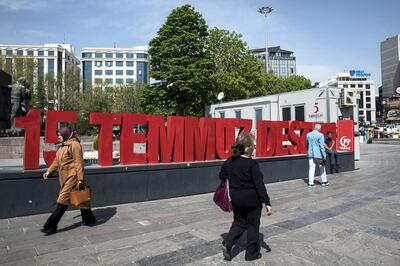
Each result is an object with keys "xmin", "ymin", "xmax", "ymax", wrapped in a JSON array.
[{"xmin": 0, "ymin": 0, "xmax": 49, "ymax": 11}]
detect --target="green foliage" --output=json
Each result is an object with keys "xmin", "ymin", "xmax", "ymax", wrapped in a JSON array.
[
  {"xmin": 111, "ymin": 83, "xmax": 142, "ymax": 114},
  {"xmin": 92, "ymin": 135, "xmax": 99, "ymax": 151},
  {"xmin": 207, "ymin": 28, "xmax": 264, "ymax": 103},
  {"xmin": 145, "ymin": 4, "xmax": 212, "ymax": 116}
]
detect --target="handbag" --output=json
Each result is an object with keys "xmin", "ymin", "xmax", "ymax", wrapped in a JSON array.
[
  {"xmin": 70, "ymin": 184, "xmax": 92, "ymax": 207},
  {"xmin": 213, "ymin": 179, "xmax": 233, "ymax": 212}
]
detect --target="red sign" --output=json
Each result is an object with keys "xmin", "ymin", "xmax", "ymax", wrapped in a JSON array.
[
  {"xmin": 337, "ymin": 120, "xmax": 354, "ymax": 152},
  {"xmin": 14, "ymin": 109, "xmax": 354, "ymax": 170}
]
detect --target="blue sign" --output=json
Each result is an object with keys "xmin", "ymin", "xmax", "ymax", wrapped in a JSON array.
[{"xmin": 349, "ymin": 70, "xmax": 371, "ymax": 77}]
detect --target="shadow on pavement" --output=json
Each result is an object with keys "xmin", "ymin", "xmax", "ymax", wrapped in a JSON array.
[{"xmin": 221, "ymin": 232, "xmax": 271, "ymax": 259}]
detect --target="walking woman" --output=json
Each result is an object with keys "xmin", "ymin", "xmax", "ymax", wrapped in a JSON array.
[
  {"xmin": 41, "ymin": 127, "xmax": 96, "ymax": 235},
  {"xmin": 219, "ymin": 133, "xmax": 272, "ymax": 261}
]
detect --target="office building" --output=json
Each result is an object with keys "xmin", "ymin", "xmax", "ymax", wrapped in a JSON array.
[
  {"xmin": 250, "ymin": 46, "xmax": 296, "ymax": 77},
  {"xmin": 81, "ymin": 46, "xmax": 149, "ymax": 90},
  {"xmin": 380, "ymin": 35, "xmax": 400, "ymax": 98},
  {"xmin": 0, "ymin": 43, "xmax": 80, "ymax": 79}
]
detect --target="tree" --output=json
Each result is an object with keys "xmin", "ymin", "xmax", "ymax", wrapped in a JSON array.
[
  {"xmin": 144, "ymin": 4, "xmax": 212, "ymax": 116},
  {"xmin": 207, "ymin": 28, "xmax": 264, "ymax": 102},
  {"xmin": 111, "ymin": 83, "xmax": 142, "ymax": 114}
]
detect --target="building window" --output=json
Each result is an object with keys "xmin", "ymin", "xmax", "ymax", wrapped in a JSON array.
[
  {"xmin": 95, "ymin": 70, "xmax": 102, "ymax": 75},
  {"xmin": 106, "ymin": 61, "xmax": 113, "ymax": 67},
  {"xmin": 95, "ymin": 53, "xmax": 103, "ymax": 58},
  {"xmin": 290, "ymin": 68, "xmax": 294, "ymax": 74},
  {"xmin": 83, "ymin": 61, "xmax": 92, "ymax": 91},
  {"xmin": 105, "ymin": 78, "xmax": 113, "ymax": 84},
  {"xmin": 116, "ymin": 70, "xmax": 123, "ymax": 75},
  {"xmin": 126, "ymin": 53, "xmax": 134, "ymax": 58},
  {"xmin": 126, "ymin": 61, "xmax": 134, "ymax": 67},
  {"xmin": 366, "ymin": 84, "xmax": 370, "ymax": 90},
  {"xmin": 126, "ymin": 70, "xmax": 134, "ymax": 75},
  {"xmin": 116, "ymin": 61, "xmax": 123, "ymax": 67},
  {"xmin": 95, "ymin": 78, "xmax": 102, "ymax": 84},
  {"xmin": 295, "ymin": 106, "xmax": 305, "ymax": 121},
  {"xmin": 116, "ymin": 53, "xmax": 123, "ymax": 58},
  {"xmin": 136, "ymin": 53, "xmax": 147, "ymax": 59},
  {"xmin": 95, "ymin": 61, "xmax": 102, "ymax": 67},
  {"xmin": 105, "ymin": 53, "xmax": 113, "ymax": 58},
  {"xmin": 136, "ymin": 61, "xmax": 148, "ymax": 83},
  {"xmin": 282, "ymin": 107, "xmax": 291, "ymax": 121},
  {"xmin": 116, "ymin": 78, "xmax": 124, "ymax": 84},
  {"xmin": 16, "ymin": 49, "xmax": 23, "ymax": 56},
  {"xmin": 366, "ymin": 91, "xmax": 370, "ymax": 96},
  {"xmin": 366, "ymin": 111, "xmax": 371, "ymax": 121},
  {"xmin": 48, "ymin": 50, "xmax": 54, "ymax": 56},
  {"xmin": 343, "ymin": 84, "xmax": 348, "ymax": 88},
  {"xmin": 359, "ymin": 92, "xmax": 364, "ymax": 108},
  {"xmin": 126, "ymin": 78, "xmax": 134, "ymax": 83},
  {"xmin": 105, "ymin": 70, "xmax": 113, "ymax": 75},
  {"xmin": 82, "ymin": 53, "xmax": 92, "ymax": 58},
  {"xmin": 235, "ymin": 110, "xmax": 241, "ymax": 119},
  {"xmin": 219, "ymin": 112, "xmax": 225, "ymax": 118},
  {"xmin": 358, "ymin": 84, "xmax": 363, "ymax": 88},
  {"xmin": 37, "ymin": 59, "xmax": 44, "ymax": 78},
  {"xmin": 38, "ymin": 50, "xmax": 44, "ymax": 56},
  {"xmin": 350, "ymin": 84, "xmax": 355, "ymax": 88},
  {"xmin": 255, "ymin": 109, "xmax": 262, "ymax": 129},
  {"xmin": 366, "ymin": 103, "xmax": 371, "ymax": 108},
  {"xmin": 27, "ymin": 50, "xmax": 34, "ymax": 56},
  {"xmin": 366, "ymin": 97, "xmax": 371, "ymax": 103},
  {"xmin": 6, "ymin": 49, "xmax": 12, "ymax": 55},
  {"xmin": 48, "ymin": 59, "xmax": 55, "ymax": 75}
]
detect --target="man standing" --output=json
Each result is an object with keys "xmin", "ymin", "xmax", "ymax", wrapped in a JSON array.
[
  {"xmin": 306, "ymin": 124, "xmax": 328, "ymax": 187},
  {"xmin": 325, "ymin": 131, "xmax": 340, "ymax": 173}
]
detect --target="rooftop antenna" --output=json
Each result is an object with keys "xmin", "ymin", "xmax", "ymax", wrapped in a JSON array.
[
  {"xmin": 63, "ymin": 33, "xmax": 66, "ymax": 44},
  {"xmin": 114, "ymin": 42, "xmax": 116, "ymax": 48}
]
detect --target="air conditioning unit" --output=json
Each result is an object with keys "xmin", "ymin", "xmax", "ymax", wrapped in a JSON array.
[{"xmin": 340, "ymin": 88, "xmax": 357, "ymax": 106}]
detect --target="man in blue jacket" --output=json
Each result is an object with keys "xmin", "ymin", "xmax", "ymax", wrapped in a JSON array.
[{"xmin": 306, "ymin": 124, "xmax": 328, "ymax": 187}]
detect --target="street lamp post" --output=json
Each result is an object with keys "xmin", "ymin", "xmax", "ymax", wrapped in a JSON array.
[{"xmin": 258, "ymin": 6, "xmax": 273, "ymax": 73}]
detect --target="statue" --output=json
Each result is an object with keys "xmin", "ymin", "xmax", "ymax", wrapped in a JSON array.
[{"xmin": 9, "ymin": 77, "xmax": 31, "ymax": 128}]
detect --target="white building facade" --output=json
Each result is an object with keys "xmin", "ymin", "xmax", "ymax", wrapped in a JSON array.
[
  {"xmin": 208, "ymin": 87, "xmax": 344, "ymax": 131},
  {"xmin": 322, "ymin": 71, "xmax": 376, "ymax": 125},
  {"xmin": 0, "ymin": 43, "xmax": 80, "ymax": 79},
  {"xmin": 81, "ymin": 46, "xmax": 149, "ymax": 90}
]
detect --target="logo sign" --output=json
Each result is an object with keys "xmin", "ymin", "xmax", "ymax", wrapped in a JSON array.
[
  {"xmin": 339, "ymin": 136, "xmax": 351, "ymax": 150},
  {"xmin": 349, "ymin": 70, "xmax": 371, "ymax": 77},
  {"xmin": 337, "ymin": 120, "xmax": 354, "ymax": 152}
]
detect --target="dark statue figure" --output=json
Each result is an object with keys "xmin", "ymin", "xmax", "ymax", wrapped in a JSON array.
[{"xmin": 9, "ymin": 77, "xmax": 31, "ymax": 128}]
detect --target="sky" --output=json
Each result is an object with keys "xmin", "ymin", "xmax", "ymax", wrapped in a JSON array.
[{"xmin": 0, "ymin": 0, "xmax": 399, "ymax": 85}]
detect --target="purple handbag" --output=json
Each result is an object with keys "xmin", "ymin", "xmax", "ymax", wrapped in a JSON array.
[{"xmin": 213, "ymin": 180, "xmax": 233, "ymax": 212}]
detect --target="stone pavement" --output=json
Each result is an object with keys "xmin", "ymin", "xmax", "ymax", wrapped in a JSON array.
[{"xmin": 0, "ymin": 144, "xmax": 399, "ymax": 265}]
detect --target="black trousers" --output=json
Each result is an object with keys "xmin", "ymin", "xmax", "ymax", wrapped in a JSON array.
[
  {"xmin": 224, "ymin": 204, "xmax": 262, "ymax": 260},
  {"xmin": 326, "ymin": 150, "xmax": 340, "ymax": 167},
  {"xmin": 43, "ymin": 203, "xmax": 96, "ymax": 230}
]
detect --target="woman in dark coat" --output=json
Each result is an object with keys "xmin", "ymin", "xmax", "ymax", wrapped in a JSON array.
[
  {"xmin": 41, "ymin": 127, "xmax": 96, "ymax": 235},
  {"xmin": 219, "ymin": 133, "xmax": 272, "ymax": 261}
]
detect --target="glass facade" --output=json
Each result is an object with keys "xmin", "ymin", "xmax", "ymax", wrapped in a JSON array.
[
  {"xmin": 116, "ymin": 61, "xmax": 123, "ymax": 66},
  {"xmin": 136, "ymin": 61, "xmax": 148, "ymax": 83},
  {"xmin": 126, "ymin": 70, "xmax": 134, "ymax": 75},
  {"xmin": 95, "ymin": 53, "xmax": 103, "ymax": 58},
  {"xmin": 105, "ymin": 70, "xmax": 113, "ymax": 75},
  {"xmin": 95, "ymin": 70, "xmax": 102, "ymax": 75},
  {"xmin": 126, "ymin": 61, "xmax": 134, "ymax": 66},
  {"xmin": 37, "ymin": 59, "xmax": 44, "ymax": 78},
  {"xmin": 48, "ymin": 50, "xmax": 54, "ymax": 56},
  {"xmin": 48, "ymin": 59, "xmax": 55, "ymax": 75},
  {"xmin": 116, "ymin": 70, "xmax": 123, "ymax": 75},
  {"xmin": 105, "ymin": 53, "xmax": 113, "ymax": 58},
  {"xmin": 116, "ymin": 53, "xmax": 123, "ymax": 58},
  {"xmin": 82, "ymin": 52, "xmax": 92, "ymax": 58},
  {"xmin": 83, "ymin": 61, "xmax": 92, "ymax": 91},
  {"xmin": 136, "ymin": 53, "xmax": 148, "ymax": 59},
  {"xmin": 126, "ymin": 53, "xmax": 134, "ymax": 58}
]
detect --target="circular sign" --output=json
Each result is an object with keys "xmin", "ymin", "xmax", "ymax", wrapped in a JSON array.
[{"xmin": 396, "ymin": 87, "xmax": 400, "ymax": 94}]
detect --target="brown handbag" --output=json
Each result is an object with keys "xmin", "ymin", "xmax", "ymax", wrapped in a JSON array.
[{"xmin": 70, "ymin": 184, "xmax": 91, "ymax": 207}]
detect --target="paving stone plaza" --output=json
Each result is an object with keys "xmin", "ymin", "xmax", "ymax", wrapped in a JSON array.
[{"xmin": 0, "ymin": 143, "xmax": 399, "ymax": 265}]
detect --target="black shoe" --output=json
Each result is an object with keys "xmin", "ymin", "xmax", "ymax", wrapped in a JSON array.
[
  {"xmin": 222, "ymin": 245, "xmax": 232, "ymax": 261},
  {"xmin": 41, "ymin": 227, "xmax": 57, "ymax": 235},
  {"xmin": 84, "ymin": 218, "xmax": 96, "ymax": 226},
  {"xmin": 245, "ymin": 253, "xmax": 262, "ymax": 261}
]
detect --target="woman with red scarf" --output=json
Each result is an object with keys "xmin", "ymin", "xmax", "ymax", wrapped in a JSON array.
[{"xmin": 41, "ymin": 127, "xmax": 96, "ymax": 235}]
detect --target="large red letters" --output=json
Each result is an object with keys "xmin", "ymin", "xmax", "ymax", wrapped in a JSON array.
[{"xmin": 15, "ymin": 109, "xmax": 354, "ymax": 170}]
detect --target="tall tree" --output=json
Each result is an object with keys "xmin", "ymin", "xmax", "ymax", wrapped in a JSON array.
[
  {"xmin": 207, "ymin": 28, "xmax": 264, "ymax": 102},
  {"xmin": 145, "ymin": 4, "xmax": 211, "ymax": 116}
]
